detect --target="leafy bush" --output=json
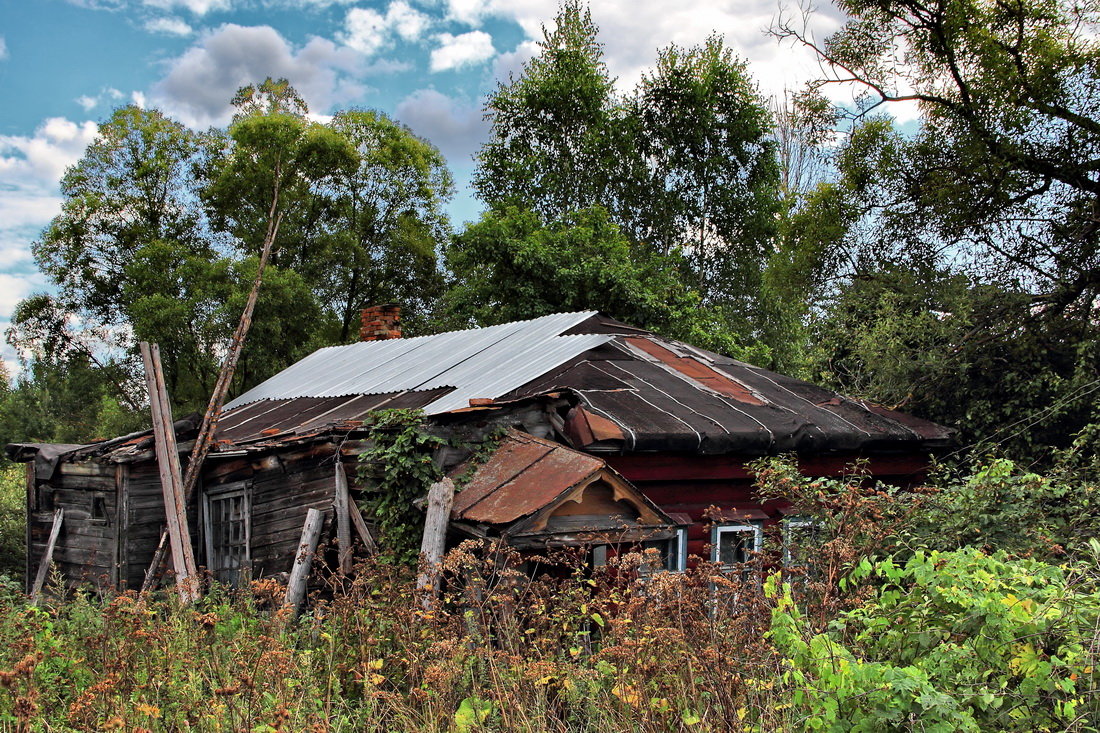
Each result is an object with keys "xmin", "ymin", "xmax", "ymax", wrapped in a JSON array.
[
  {"xmin": 0, "ymin": 463, "xmax": 25, "ymax": 580},
  {"xmin": 767, "ymin": 549, "xmax": 1100, "ymax": 731}
]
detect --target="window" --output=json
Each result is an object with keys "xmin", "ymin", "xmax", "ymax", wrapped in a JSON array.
[
  {"xmin": 643, "ymin": 527, "xmax": 688, "ymax": 573},
  {"xmin": 782, "ymin": 516, "xmax": 822, "ymax": 567},
  {"xmin": 203, "ymin": 485, "xmax": 251, "ymax": 587},
  {"xmin": 712, "ymin": 523, "xmax": 762, "ymax": 571},
  {"xmin": 89, "ymin": 493, "xmax": 109, "ymax": 524}
]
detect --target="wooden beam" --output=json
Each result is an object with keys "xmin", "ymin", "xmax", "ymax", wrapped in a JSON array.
[
  {"xmin": 417, "ymin": 477, "xmax": 454, "ymax": 609},
  {"xmin": 30, "ymin": 508, "xmax": 63, "ymax": 606},
  {"xmin": 334, "ymin": 462, "xmax": 352, "ymax": 575},
  {"xmin": 24, "ymin": 462, "xmax": 33, "ymax": 594},
  {"xmin": 284, "ymin": 508, "xmax": 325, "ymax": 614},
  {"xmin": 348, "ymin": 496, "xmax": 378, "ymax": 557},
  {"xmin": 140, "ymin": 342, "xmax": 200, "ymax": 604}
]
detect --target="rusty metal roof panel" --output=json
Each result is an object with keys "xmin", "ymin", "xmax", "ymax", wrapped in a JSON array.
[
  {"xmin": 224, "ymin": 311, "xmax": 609, "ymax": 414},
  {"xmin": 451, "ymin": 439, "xmax": 556, "ymax": 518},
  {"xmin": 452, "ymin": 432, "xmax": 605, "ymax": 525}
]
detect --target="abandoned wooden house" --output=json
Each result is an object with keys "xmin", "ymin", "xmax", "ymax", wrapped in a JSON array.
[{"xmin": 7, "ymin": 308, "xmax": 952, "ymax": 592}]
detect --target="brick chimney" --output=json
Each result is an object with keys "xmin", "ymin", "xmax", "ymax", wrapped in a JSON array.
[{"xmin": 360, "ymin": 304, "xmax": 402, "ymax": 341}]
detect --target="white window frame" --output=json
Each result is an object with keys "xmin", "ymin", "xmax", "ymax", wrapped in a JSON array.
[
  {"xmin": 642, "ymin": 527, "xmax": 689, "ymax": 574},
  {"xmin": 782, "ymin": 516, "xmax": 821, "ymax": 567},
  {"xmin": 712, "ymin": 522, "xmax": 763, "ymax": 571}
]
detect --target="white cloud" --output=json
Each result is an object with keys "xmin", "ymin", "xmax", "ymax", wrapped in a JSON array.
[
  {"xmin": 339, "ymin": 1, "xmax": 430, "ymax": 57},
  {"xmin": 144, "ymin": 16, "xmax": 195, "ymax": 35},
  {"xmin": 0, "ymin": 117, "xmax": 100, "ymax": 190},
  {"xmin": 151, "ymin": 24, "xmax": 373, "ymax": 127},
  {"xmin": 492, "ymin": 39, "xmax": 538, "ymax": 82},
  {"xmin": 142, "ymin": 0, "xmax": 230, "ymax": 15},
  {"xmin": 0, "ymin": 117, "xmax": 98, "ymax": 363},
  {"xmin": 431, "ymin": 31, "xmax": 494, "ymax": 72},
  {"xmin": 0, "ymin": 273, "xmax": 37, "ymax": 324},
  {"xmin": 445, "ymin": 0, "xmax": 491, "ymax": 27},
  {"xmin": 0, "ymin": 37, "xmax": 7, "ymax": 61},
  {"xmin": 132, "ymin": 90, "xmax": 147, "ymax": 108},
  {"xmin": 74, "ymin": 87, "xmax": 125, "ymax": 112},
  {"xmin": 442, "ymin": 0, "xmax": 846, "ymax": 105},
  {"xmin": 395, "ymin": 89, "xmax": 487, "ymax": 159}
]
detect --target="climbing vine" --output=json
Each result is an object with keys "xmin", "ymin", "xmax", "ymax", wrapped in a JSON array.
[{"xmin": 357, "ymin": 409, "xmax": 447, "ymax": 564}]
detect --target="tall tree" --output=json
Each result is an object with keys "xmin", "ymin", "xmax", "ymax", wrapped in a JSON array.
[
  {"xmin": 775, "ymin": 0, "xmax": 1100, "ymax": 313},
  {"xmin": 774, "ymin": 0, "xmax": 1100, "ymax": 458},
  {"xmin": 470, "ymin": 3, "xmax": 786, "ymax": 358},
  {"xmin": 474, "ymin": 1, "xmax": 619, "ymax": 219},
  {"xmin": 33, "ymin": 106, "xmax": 206, "ymax": 327},
  {"xmin": 317, "ymin": 110, "xmax": 452, "ymax": 341},
  {"xmin": 627, "ymin": 36, "xmax": 781, "ymax": 324}
]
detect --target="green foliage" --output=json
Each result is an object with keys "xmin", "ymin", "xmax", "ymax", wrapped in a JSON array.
[
  {"xmin": 810, "ymin": 264, "xmax": 1100, "ymax": 462},
  {"xmin": 0, "ymin": 464, "xmax": 25, "ymax": 580},
  {"xmin": 313, "ymin": 109, "xmax": 453, "ymax": 341},
  {"xmin": 474, "ymin": 0, "xmax": 618, "ymax": 219},
  {"xmin": 443, "ymin": 205, "xmax": 699, "ymax": 334},
  {"xmin": 904, "ymin": 456, "xmax": 1100, "ymax": 560},
  {"xmin": 357, "ymin": 410, "xmax": 446, "ymax": 564},
  {"xmin": 473, "ymin": 3, "xmax": 789, "ymax": 363},
  {"xmin": 768, "ymin": 550, "xmax": 1100, "ymax": 730}
]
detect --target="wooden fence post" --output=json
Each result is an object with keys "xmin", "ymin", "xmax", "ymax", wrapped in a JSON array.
[
  {"xmin": 140, "ymin": 342, "xmax": 200, "ymax": 604},
  {"xmin": 417, "ymin": 477, "xmax": 454, "ymax": 609},
  {"xmin": 284, "ymin": 508, "xmax": 325, "ymax": 613},
  {"xmin": 334, "ymin": 462, "xmax": 352, "ymax": 575}
]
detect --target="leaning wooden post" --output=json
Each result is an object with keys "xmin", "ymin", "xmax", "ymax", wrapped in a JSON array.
[
  {"xmin": 417, "ymin": 477, "xmax": 455, "ymax": 609},
  {"xmin": 284, "ymin": 508, "xmax": 325, "ymax": 614},
  {"xmin": 29, "ymin": 508, "xmax": 64, "ymax": 605},
  {"xmin": 140, "ymin": 206, "xmax": 287, "ymax": 594},
  {"xmin": 333, "ymin": 462, "xmax": 353, "ymax": 575},
  {"xmin": 140, "ymin": 342, "xmax": 200, "ymax": 604}
]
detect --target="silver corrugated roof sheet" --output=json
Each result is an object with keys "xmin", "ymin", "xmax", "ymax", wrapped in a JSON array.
[{"xmin": 224, "ymin": 311, "xmax": 610, "ymax": 415}]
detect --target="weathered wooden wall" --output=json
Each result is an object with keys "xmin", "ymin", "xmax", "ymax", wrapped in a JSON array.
[
  {"xmin": 27, "ymin": 460, "xmax": 120, "ymax": 593},
  {"xmin": 605, "ymin": 451, "xmax": 931, "ymax": 560}
]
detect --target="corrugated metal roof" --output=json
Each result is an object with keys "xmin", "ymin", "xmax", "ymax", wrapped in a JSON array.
[{"xmin": 224, "ymin": 311, "xmax": 610, "ymax": 414}]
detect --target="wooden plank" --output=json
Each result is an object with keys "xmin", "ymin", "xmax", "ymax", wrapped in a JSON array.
[
  {"xmin": 283, "ymin": 508, "xmax": 325, "ymax": 613},
  {"xmin": 24, "ymin": 463, "xmax": 34, "ymax": 593},
  {"xmin": 30, "ymin": 508, "xmax": 64, "ymax": 605},
  {"xmin": 115, "ymin": 464, "xmax": 127, "ymax": 588},
  {"xmin": 334, "ymin": 462, "xmax": 352, "ymax": 575},
  {"xmin": 417, "ymin": 478, "xmax": 454, "ymax": 609},
  {"xmin": 348, "ymin": 494, "xmax": 378, "ymax": 556},
  {"xmin": 140, "ymin": 342, "xmax": 199, "ymax": 603}
]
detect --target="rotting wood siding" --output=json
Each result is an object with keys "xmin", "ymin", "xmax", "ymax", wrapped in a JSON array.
[{"xmin": 27, "ymin": 460, "xmax": 120, "ymax": 593}]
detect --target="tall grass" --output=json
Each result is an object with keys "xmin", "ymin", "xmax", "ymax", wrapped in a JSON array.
[{"xmin": 0, "ymin": 546, "xmax": 790, "ymax": 732}]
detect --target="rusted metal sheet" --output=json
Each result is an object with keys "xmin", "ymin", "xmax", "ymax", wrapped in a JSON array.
[
  {"xmin": 450, "ymin": 431, "xmax": 610, "ymax": 525},
  {"xmin": 450, "ymin": 438, "xmax": 556, "ymax": 518},
  {"xmin": 461, "ymin": 447, "xmax": 603, "ymax": 525}
]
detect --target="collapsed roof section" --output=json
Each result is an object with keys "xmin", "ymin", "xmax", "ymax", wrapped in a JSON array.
[{"xmin": 449, "ymin": 430, "xmax": 678, "ymax": 549}]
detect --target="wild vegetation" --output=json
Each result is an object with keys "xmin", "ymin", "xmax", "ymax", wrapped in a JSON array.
[
  {"xmin": 1, "ymin": 0, "xmax": 1100, "ymax": 729},
  {"xmin": 0, "ymin": 458, "xmax": 1098, "ymax": 731}
]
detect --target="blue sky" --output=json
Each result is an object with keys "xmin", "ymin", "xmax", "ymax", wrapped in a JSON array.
[{"xmin": 0, "ymin": 0, "xmax": 867, "ymax": 370}]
